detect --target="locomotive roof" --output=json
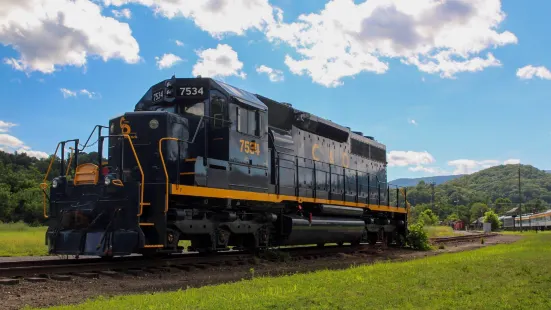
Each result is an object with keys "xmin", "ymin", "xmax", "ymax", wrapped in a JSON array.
[{"xmin": 135, "ymin": 77, "xmax": 267, "ymax": 111}]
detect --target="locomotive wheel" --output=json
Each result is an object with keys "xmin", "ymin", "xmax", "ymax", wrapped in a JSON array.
[{"xmin": 367, "ymin": 232, "xmax": 378, "ymax": 245}]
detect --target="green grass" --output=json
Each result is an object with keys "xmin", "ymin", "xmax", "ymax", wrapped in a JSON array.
[
  {"xmin": 424, "ymin": 225, "xmax": 460, "ymax": 237},
  {"xmin": 0, "ymin": 222, "xmax": 48, "ymax": 257},
  {"xmin": 37, "ymin": 232, "xmax": 551, "ymax": 310}
]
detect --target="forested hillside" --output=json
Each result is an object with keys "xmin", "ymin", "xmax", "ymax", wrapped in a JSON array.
[
  {"xmin": 390, "ymin": 174, "xmax": 464, "ymax": 187},
  {"xmin": 406, "ymin": 164, "xmax": 551, "ymax": 225}
]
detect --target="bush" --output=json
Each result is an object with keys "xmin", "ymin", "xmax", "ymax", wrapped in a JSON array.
[
  {"xmin": 417, "ymin": 209, "xmax": 439, "ymax": 226},
  {"xmin": 483, "ymin": 210, "xmax": 501, "ymax": 231},
  {"xmin": 406, "ymin": 222, "xmax": 431, "ymax": 251}
]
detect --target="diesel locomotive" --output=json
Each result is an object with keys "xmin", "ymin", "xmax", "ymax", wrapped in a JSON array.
[{"xmin": 41, "ymin": 76, "xmax": 409, "ymax": 257}]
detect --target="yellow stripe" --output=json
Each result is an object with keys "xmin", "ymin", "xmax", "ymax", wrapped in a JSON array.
[
  {"xmin": 143, "ymin": 244, "xmax": 163, "ymax": 248},
  {"xmin": 171, "ymin": 184, "xmax": 407, "ymax": 214}
]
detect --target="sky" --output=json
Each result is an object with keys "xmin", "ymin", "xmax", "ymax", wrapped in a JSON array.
[{"xmin": 1, "ymin": 0, "xmax": 550, "ymax": 182}]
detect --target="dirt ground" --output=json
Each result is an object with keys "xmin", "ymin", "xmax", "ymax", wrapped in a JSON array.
[{"xmin": 0, "ymin": 234, "xmax": 522, "ymax": 310}]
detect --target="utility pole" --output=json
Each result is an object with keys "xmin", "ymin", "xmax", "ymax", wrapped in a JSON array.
[
  {"xmin": 519, "ymin": 163, "xmax": 522, "ymax": 231},
  {"xmin": 430, "ymin": 182, "xmax": 435, "ymax": 210}
]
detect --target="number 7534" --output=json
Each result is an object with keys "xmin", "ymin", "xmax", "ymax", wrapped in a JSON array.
[{"xmin": 240, "ymin": 139, "xmax": 260, "ymax": 155}]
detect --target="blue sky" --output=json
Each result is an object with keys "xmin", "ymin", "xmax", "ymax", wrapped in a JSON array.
[{"xmin": 1, "ymin": 0, "xmax": 550, "ymax": 181}]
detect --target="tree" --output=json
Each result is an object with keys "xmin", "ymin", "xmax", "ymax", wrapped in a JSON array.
[
  {"xmin": 494, "ymin": 197, "xmax": 513, "ymax": 215},
  {"xmin": 470, "ymin": 202, "xmax": 489, "ymax": 223},
  {"xmin": 417, "ymin": 209, "xmax": 439, "ymax": 226},
  {"xmin": 483, "ymin": 210, "xmax": 501, "ymax": 231}
]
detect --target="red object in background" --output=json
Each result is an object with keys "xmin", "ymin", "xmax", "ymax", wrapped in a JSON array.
[
  {"xmin": 454, "ymin": 221, "xmax": 464, "ymax": 230},
  {"xmin": 101, "ymin": 166, "xmax": 109, "ymax": 176}
]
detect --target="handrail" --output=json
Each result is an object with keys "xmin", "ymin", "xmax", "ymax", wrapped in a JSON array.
[
  {"xmin": 159, "ymin": 137, "xmax": 182, "ymax": 213},
  {"xmin": 65, "ymin": 147, "xmax": 74, "ymax": 176},
  {"xmin": 123, "ymin": 134, "xmax": 147, "ymax": 217},
  {"xmin": 40, "ymin": 142, "xmax": 62, "ymax": 219}
]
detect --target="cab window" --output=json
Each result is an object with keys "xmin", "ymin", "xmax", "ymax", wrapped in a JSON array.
[{"xmin": 236, "ymin": 106, "xmax": 260, "ymax": 136}]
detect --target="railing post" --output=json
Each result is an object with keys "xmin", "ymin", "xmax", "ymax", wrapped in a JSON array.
[
  {"xmin": 60, "ymin": 141, "xmax": 66, "ymax": 177},
  {"xmin": 367, "ymin": 174, "xmax": 370, "ymax": 204},
  {"xmin": 396, "ymin": 186, "xmax": 399, "ymax": 207},
  {"xmin": 387, "ymin": 184, "xmax": 390, "ymax": 206},
  {"xmin": 276, "ymin": 152, "xmax": 280, "ymax": 195}
]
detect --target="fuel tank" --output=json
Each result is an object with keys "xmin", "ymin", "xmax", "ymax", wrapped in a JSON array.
[{"xmin": 278, "ymin": 215, "xmax": 365, "ymax": 245}]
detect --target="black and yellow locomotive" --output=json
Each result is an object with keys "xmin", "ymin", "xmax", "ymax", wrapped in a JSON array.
[{"xmin": 42, "ymin": 76, "xmax": 409, "ymax": 257}]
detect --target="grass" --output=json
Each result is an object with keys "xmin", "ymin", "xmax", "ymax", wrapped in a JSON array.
[
  {"xmin": 36, "ymin": 232, "xmax": 551, "ymax": 310},
  {"xmin": 424, "ymin": 225, "xmax": 461, "ymax": 237},
  {"xmin": 0, "ymin": 222, "xmax": 48, "ymax": 257}
]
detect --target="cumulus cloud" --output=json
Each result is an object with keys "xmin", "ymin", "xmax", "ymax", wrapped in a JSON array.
[
  {"xmin": 266, "ymin": 0, "xmax": 517, "ymax": 87},
  {"xmin": 408, "ymin": 165, "xmax": 449, "ymax": 175},
  {"xmin": 155, "ymin": 53, "xmax": 183, "ymax": 69},
  {"xmin": 516, "ymin": 65, "xmax": 551, "ymax": 80},
  {"xmin": 192, "ymin": 44, "xmax": 246, "ymax": 79},
  {"xmin": 112, "ymin": 8, "xmax": 132, "ymax": 19},
  {"xmin": 175, "ymin": 40, "xmax": 184, "ymax": 47},
  {"xmin": 60, "ymin": 88, "xmax": 100, "ymax": 99},
  {"xmin": 0, "ymin": 121, "xmax": 47, "ymax": 159},
  {"xmin": 0, "ymin": 121, "xmax": 17, "ymax": 133},
  {"xmin": 103, "ymin": 0, "xmax": 276, "ymax": 38},
  {"xmin": 447, "ymin": 158, "xmax": 519, "ymax": 174},
  {"xmin": 503, "ymin": 158, "xmax": 520, "ymax": 165},
  {"xmin": 256, "ymin": 65, "xmax": 284, "ymax": 82},
  {"xmin": 388, "ymin": 150, "xmax": 435, "ymax": 167},
  {"xmin": 60, "ymin": 88, "xmax": 77, "ymax": 98},
  {"xmin": 0, "ymin": 0, "xmax": 140, "ymax": 74}
]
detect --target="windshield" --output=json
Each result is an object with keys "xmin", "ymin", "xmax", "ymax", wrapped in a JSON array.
[
  {"xmin": 153, "ymin": 106, "xmax": 176, "ymax": 113},
  {"xmin": 181, "ymin": 100, "xmax": 205, "ymax": 117}
]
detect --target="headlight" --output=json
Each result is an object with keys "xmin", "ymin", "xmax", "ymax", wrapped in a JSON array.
[
  {"xmin": 104, "ymin": 176, "xmax": 111, "ymax": 186},
  {"xmin": 52, "ymin": 178, "xmax": 59, "ymax": 188},
  {"xmin": 149, "ymin": 119, "xmax": 159, "ymax": 129}
]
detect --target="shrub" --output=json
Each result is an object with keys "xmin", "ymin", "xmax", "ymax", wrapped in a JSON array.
[
  {"xmin": 406, "ymin": 222, "xmax": 431, "ymax": 251},
  {"xmin": 483, "ymin": 210, "xmax": 501, "ymax": 231},
  {"xmin": 417, "ymin": 209, "xmax": 439, "ymax": 226}
]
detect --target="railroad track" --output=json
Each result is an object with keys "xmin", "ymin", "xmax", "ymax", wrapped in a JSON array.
[
  {"xmin": 0, "ymin": 234, "xmax": 499, "ymax": 285},
  {"xmin": 429, "ymin": 232, "xmax": 498, "ymax": 243},
  {"xmin": 0, "ymin": 244, "xmax": 367, "ymax": 285}
]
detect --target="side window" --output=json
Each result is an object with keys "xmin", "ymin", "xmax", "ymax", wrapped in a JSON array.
[{"xmin": 236, "ymin": 106, "xmax": 260, "ymax": 136}]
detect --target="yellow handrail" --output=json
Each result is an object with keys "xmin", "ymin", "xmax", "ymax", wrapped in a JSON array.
[
  {"xmin": 123, "ymin": 134, "xmax": 148, "ymax": 216},
  {"xmin": 40, "ymin": 142, "xmax": 61, "ymax": 219},
  {"xmin": 159, "ymin": 137, "xmax": 180, "ymax": 213}
]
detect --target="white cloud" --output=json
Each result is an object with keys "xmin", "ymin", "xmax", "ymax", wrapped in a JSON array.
[
  {"xmin": 0, "ymin": 121, "xmax": 17, "ymax": 133},
  {"xmin": 516, "ymin": 65, "xmax": 551, "ymax": 80},
  {"xmin": 112, "ymin": 8, "xmax": 132, "ymax": 19},
  {"xmin": 408, "ymin": 165, "xmax": 449, "ymax": 175},
  {"xmin": 0, "ymin": 134, "xmax": 24, "ymax": 148},
  {"xmin": 60, "ymin": 88, "xmax": 77, "ymax": 98},
  {"xmin": 103, "ymin": 0, "xmax": 276, "ymax": 38},
  {"xmin": 175, "ymin": 40, "xmax": 184, "ymax": 47},
  {"xmin": 155, "ymin": 53, "xmax": 183, "ymax": 70},
  {"xmin": 17, "ymin": 148, "xmax": 49, "ymax": 159},
  {"xmin": 0, "ymin": 121, "xmax": 48, "ymax": 159},
  {"xmin": 447, "ymin": 158, "xmax": 518, "ymax": 174},
  {"xmin": 1, "ymin": 0, "xmax": 140, "ymax": 74},
  {"xmin": 503, "ymin": 158, "xmax": 520, "ymax": 165},
  {"xmin": 61, "ymin": 88, "xmax": 100, "ymax": 99},
  {"xmin": 266, "ymin": 0, "xmax": 517, "ymax": 87},
  {"xmin": 388, "ymin": 151, "xmax": 435, "ymax": 167},
  {"xmin": 409, "ymin": 119, "xmax": 417, "ymax": 126},
  {"xmin": 79, "ymin": 89, "xmax": 101, "ymax": 99},
  {"xmin": 192, "ymin": 44, "xmax": 246, "ymax": 79},
  {"xmin": 256, "ymin": 65, "xmax": 284, "ymax": 82}
]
